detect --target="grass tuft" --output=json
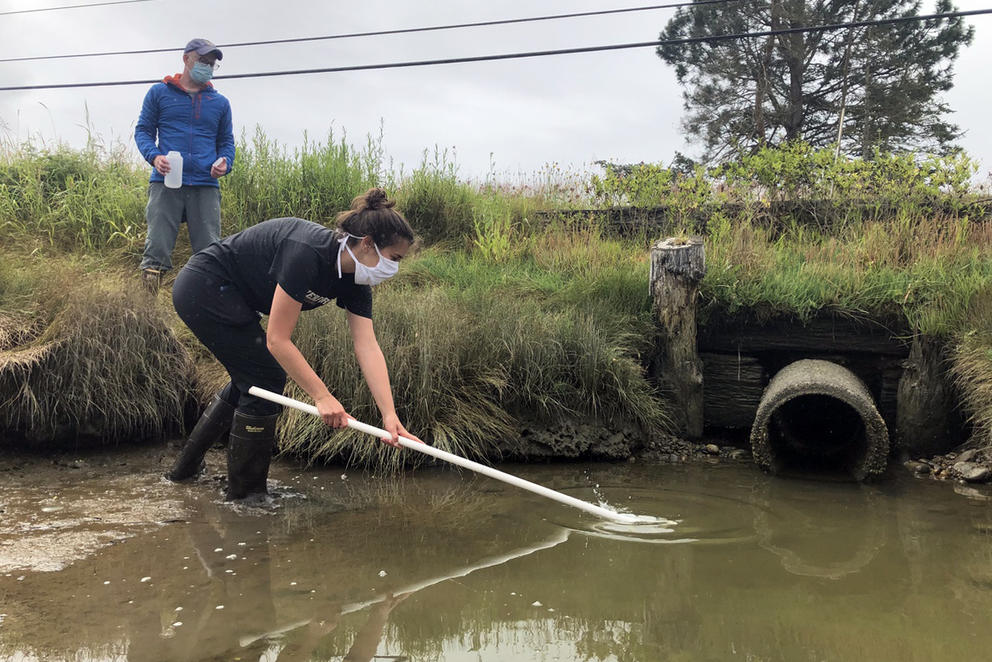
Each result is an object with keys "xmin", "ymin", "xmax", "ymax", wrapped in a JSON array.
[
  {"xmin": 278, "ymin": 279, "xmax": 667, "ymax": 471},
  {"xmin": 950, "ymin": 294, "xmax": 992, "ymax": 450},
  {"xmin": 0, "ymin": 269, "xmax": 195, "ymax": 446}
]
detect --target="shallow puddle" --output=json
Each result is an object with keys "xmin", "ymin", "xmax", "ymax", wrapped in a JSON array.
[{"xmin": 1, "ymin": 448, "xmax": 991, "ymax": 661}]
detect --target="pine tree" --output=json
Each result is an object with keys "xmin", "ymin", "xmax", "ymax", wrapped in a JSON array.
[{"xmin": 657, "ymin": 0, "xmax": 974, "ymax": 161}]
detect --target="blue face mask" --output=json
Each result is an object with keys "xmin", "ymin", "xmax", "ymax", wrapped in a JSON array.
[{"xmin": 190, "ymin": 62, "xmax": 214, "ymax": 84}]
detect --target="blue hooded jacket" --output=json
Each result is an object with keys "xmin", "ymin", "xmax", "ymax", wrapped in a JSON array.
[{"xmin": 134, "ymin": 74, "xmax": 235, "ymax": 188}]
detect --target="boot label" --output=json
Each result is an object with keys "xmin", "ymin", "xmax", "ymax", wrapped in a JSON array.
[{"xmin": 245, "ymin": 425, "xmax": 265, "ymax": 433}]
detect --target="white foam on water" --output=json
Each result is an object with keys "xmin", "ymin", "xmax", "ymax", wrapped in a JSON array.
[
  {"xmin": 584, "ymin": 520, "xmax": 700, "ymax": 545},
  {"xmin": 606, "ymin": 512, "xmax": 678, "ymax": 526},
  {"xmin": 595, "ymin": 501, "xmax": 679, "ymax": 527}
]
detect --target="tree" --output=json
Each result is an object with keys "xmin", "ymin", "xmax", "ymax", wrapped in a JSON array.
[{"xmin": 657, "ymin": 0, "xmax": 974, "ymax": 161}]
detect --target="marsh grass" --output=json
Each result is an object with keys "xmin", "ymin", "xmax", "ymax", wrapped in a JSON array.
[
  {"xmin": 0, "ymin": 143, "xmax": 146, "ymax": 250},
  {"xmin": 0, "ymin": 127, "xmax": 392, "ymax": 251},
  {"xmin": 950, "ymin": 294, "xmax": 992, "ymax": 449},
  {"xmin": 221, "ymin": 127, "xmax": 389, "ymax": 233},
  {"xmin": 278, "ymin": 272, "xmax": 667, "ymax": 470},
  {"xmin": 472, "ymin": 193, "xmax": 518, "ymax": 262},
  {"xmin": 0, "ymin": 267, "xmax": 195, "ymax": 445},
  {"xmin": 394, "ymin": 147, "xmax": 477, "ymax": 244}
]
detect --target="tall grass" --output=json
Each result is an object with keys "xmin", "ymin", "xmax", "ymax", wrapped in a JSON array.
[
  {"xmin": 950, "ymin": 295, "xmax": 992, "ymax": 450},
  {"xmin": 393, "ymin": 147, "xmax": 477, "ymax": 244},
  {"xmin": 0, "ymin": 127, "xmax": 395, "ymax": 253},
  {"xmin": 0, "ymin": 263, "xmax": 195, "ymax": 446},
  {"xmin": 0, "ymin": 143, "xmax": 146, "ymax": 250},
  {"xmin": 221, "ymin": 126, "xmax": 391, "ymax": 234},
  {"xmin": 279, "ymin": 280, "xmax": 667, "ymax": 470}
]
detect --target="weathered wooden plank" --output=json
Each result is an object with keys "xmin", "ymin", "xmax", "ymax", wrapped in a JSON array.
[
  {"xmin": 698, "ymin": 315, "xmax": 911, "ymax": 357},
  {"xmin": 877, "ymin": 362, "xmax": 903, "ymax": 427},
  {"xmin": 701, "ymin": 352, "xmax": 767, "ymax": 429}
]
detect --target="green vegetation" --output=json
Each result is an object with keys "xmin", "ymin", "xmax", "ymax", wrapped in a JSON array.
[
  {"xmin": 951, "ymin": 294, "xmax": 992, "ymax": 448},
  {"xmin": 591, "ymin": 144, "xmax": 977, "ymax": 216},
  {"xmin": 221, "ymin": 126, "xmax": 391, "ymax": 235},
  {"xmin": 0, "ymin": 132, "xmax": 989, "ymax": 463},
  {"xmin": 0, "ymin": 142, "xmax": 146, "ymax": 250},
  {"xmin": 0, "ymin": 257, "xmax": 194, "ymax": 445},
  {"xmin": 592, "ymin": 144, "xmax": 991, "ymax": 336},
  {"xmin": 701, "ymin": 210, "xmax": 992, "ymax": 336}
]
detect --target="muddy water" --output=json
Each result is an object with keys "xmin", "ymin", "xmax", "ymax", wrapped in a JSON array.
[{"xmin": 1, "ymin": 448, "xmax": 991, "ymax": 662}]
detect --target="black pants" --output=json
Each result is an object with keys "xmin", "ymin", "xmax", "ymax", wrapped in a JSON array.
[{"xmin": 173, "ymin": 267, "xmax": 285, "ymax": 416}]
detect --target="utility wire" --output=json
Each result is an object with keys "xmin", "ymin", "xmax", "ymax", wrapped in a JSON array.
[
  {"xmin": 0, "ymin": 7, "xmax": 988, "ymax": 92},
  {"xmin": 0, "ymin": 0, "xmax": 151, "ymax": 16},
  {"xmin": 0, "ymin": 0, "xmax": 742, "ymax": 64}
]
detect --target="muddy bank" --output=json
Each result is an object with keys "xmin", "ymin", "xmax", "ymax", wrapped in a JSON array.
[{"xmin": 496, "ymin": 418, "xmax": 750, "ymax": 464}]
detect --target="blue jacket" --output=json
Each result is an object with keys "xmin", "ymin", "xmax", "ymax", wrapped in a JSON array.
[{"xmin": 134, "ymin": 74, "xmax": 235, "ymax": 188}]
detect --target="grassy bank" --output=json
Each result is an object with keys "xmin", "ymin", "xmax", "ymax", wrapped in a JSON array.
[
  {"xmin": 1, "ymin": 134, "xmax": 990, "ymax": 464},
  {"xmin": 0, "ymin": 256, "xmax": 195, "ymax": 446}
]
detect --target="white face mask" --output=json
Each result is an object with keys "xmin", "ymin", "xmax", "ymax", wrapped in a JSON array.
[{"xmin": 337, "ymin": 234, "xmax": 399, "ymax": 286}]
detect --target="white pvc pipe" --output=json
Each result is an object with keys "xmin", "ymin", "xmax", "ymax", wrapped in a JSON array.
[{"xmin": 248, "ymin": 386, "xmax": 640, "ymax": 524}]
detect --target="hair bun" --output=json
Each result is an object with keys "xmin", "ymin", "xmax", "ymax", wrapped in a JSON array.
[
  {"xmin": 364, "ymin": 187, "xmax": 394, "ymax": 211},
  {"xmin": 336, "ymin": 187, "xmax": 414, "ymax": 246}
]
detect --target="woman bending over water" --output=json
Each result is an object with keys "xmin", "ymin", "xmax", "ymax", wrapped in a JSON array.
[{"xmin": 167, "ymin": 187, "xmax": 421, "ymax": 499}]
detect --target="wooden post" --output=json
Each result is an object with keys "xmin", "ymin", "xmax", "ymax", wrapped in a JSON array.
[{"xmin": 651, "ymin": 237, "xmax": 706, "ymax": 438}]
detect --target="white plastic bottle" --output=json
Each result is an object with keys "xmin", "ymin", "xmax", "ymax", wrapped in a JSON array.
[{"xmin": 164, "ymin": 150, "xmax": 183, "ymax": 189}]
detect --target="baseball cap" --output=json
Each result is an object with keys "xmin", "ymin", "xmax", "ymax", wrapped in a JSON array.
[{"xmin": 184, "ymin": 38, "xmax": 223, "ymax": 60}]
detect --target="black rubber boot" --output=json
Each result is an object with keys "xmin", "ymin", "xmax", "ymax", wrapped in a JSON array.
[
  {"xmin": 225, "ymin": 410, "xmax": 279, "ymax": 500},
  {"xmin": 165, "ymin": 394, "xmax": 236, "ymax": 482}
]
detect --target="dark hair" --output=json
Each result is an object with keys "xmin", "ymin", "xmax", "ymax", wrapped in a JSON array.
[{"xmin": 335, "ymin": 188, "xmax": 414, "ymax": 248}]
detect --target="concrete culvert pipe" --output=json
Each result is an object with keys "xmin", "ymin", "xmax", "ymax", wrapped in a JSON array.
[{"xmin": 750, "ymin": 359, "xmax": 889, "ymax": 481}]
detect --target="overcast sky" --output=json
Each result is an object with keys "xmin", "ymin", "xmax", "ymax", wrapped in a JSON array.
[{"xmin": 0, "ymin": 0, "xmax": 990, "ymax": 183}]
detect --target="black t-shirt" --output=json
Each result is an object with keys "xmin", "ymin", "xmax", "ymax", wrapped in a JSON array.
[{"xmin": 185, "ymin": 217, "xmax": 373, "ymax": 318}]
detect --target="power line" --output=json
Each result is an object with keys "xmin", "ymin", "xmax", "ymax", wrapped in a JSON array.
[
  {"xmin": 0, "ymin": 0, "xmax": 151, "ymax": 16},
  {"xmin": 0, "ymin": 0, "xmax": 742, "ymax": 64},
  {"xmin": 0, "ymin": 7, "xmax": 987, "ymax": 92}
]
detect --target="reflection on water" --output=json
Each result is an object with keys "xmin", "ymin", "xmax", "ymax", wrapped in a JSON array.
[{"xmin": 2, "ymin": 459, "xmax": 992, "ymax": 661}]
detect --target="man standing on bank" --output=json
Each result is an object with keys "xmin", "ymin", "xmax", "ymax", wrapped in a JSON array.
[
  {"xmin": 134, "ymin": 38, "xmax": 235, "ymax": 294},
  {"xmin": 167, "ymin": 188, "xmax": 422, "ymax": 500}
]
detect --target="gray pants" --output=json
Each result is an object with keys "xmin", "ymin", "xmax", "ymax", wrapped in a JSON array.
[{"xmin": 140, "ymin": 182, "xmax": 222, "ymax": 272}]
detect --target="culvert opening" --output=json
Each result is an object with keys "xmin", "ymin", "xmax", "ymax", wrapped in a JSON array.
[
  {"xmin": 768, "ymin": 394, "xmax": 867, "ymax": 475},
  {"xmin": 750, "ymin": 359, "xmax": 890, "ymax": 481}
]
